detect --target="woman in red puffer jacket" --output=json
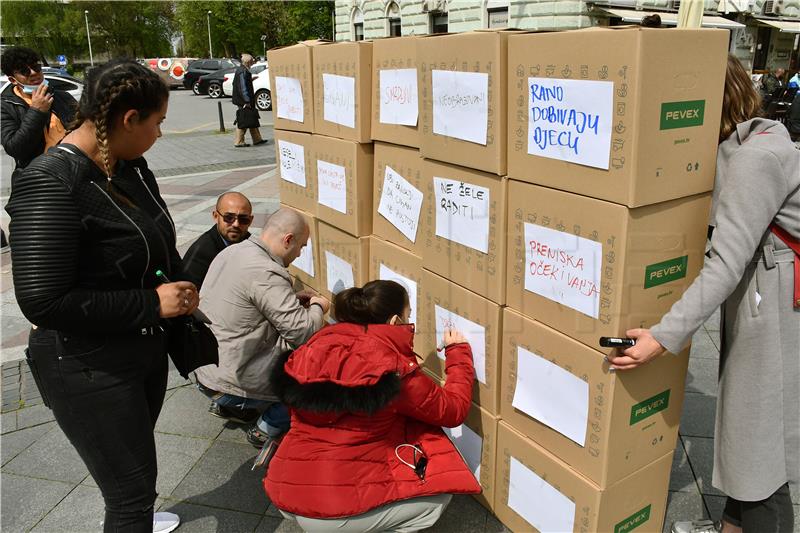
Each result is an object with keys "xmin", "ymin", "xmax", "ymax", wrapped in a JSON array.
[{"xmin": 265, "ymin": 279, "xmax": 480, "ymax": 532}]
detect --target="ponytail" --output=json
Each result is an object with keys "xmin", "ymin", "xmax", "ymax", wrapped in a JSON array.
[{"xmin": 333, "ymin": 280, "xmax": 408, "ymax": 325}]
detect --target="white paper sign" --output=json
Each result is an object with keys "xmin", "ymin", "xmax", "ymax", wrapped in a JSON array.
[
  {"xmin": 325, "ymin": 251, "xmax": 354, "ymax": 295},
  {"xmin": 379, "ymin": 68, "xmax": 418, "ymax": 126},
  {"xmin": 524, "ymin": 223, "xmax": 602, "ymax": 319},
  {"xmin": 377, "ymin": 166, "xmax": 424, "ymax": 244},
  {"xmin": 292, "ymin": 237, "xmax": 314, "ymax": 277},
  {"xmin": 432, "ymin": 70, "xmax": 489, "ymax": 145},
  {"xmin": 527, "ymin": 77, "xmax": 614, "ymax": 170},
  {"xmin": 508, "ymin": 456, "xmax": 576, "ymax": 533},
  {"xmin": 378, "ymin": 264, "xmax": 417, "ymax": 325},
  {"xmin": 277, "ymin": 140, "xmax": 306, "ymax": 187},
  {"xmin": 434, "ymin": 305, "xmax": 486, "ymax": 385},
  {"xmin": 317, "ymin": 160, "xmax": 347, "ymax": 214},
  {"xmin": 433, "ymin": 177, "xmax": 490, "ymax": 254},
  {"xmin": 442, "ymin": 424, "xmax": 482, "ymax": 482},
  {"xmin": 275, "ymin": 76, "xmax": 304, "ymax": 122},
  {"xmin": 512, "ymin": 346, "xmax": 589, "ymax": 446},
  {"xmin": 323, "ymin": 73, "xmax": 355, "ymax": 128}
]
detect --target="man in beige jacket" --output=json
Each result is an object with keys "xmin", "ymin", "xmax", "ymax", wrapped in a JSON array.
[{"xmin": 195, "ymin": 208, "xmax": 330, "ymax": 447}]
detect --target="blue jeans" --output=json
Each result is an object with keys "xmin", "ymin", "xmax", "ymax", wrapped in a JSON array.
[{"xmin": 196, "ymin": 381, "xmax": 289, "ymax": 436}]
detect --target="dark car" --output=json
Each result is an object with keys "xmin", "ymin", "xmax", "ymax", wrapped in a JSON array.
[
  {"xmin": 184, "ymin": 58, "xmax": 240, "ymax": 94},
  {"xmin": 197, "ymin": 67, "xmax": 237, "ymax": 98}
]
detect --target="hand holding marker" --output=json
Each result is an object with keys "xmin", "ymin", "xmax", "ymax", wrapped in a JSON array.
[
  {"xmin": 599, "ymin": 337, "xmax": 636, "ymax": 348},
  {"xmin": 155, "ymin": 270, "xmax": 212, "ymax": 324}
]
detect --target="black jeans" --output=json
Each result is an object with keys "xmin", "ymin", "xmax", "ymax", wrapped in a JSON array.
[
  {"xmin": 723, "ymin": 483, "xmax": 795, "ymax": 533},
  {"xmin": 27, "ymin": 327, "xmax": 168, "ymax": 533}
]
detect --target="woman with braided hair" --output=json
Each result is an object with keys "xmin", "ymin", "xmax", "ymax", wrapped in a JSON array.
[{"xmin": 6, "ymin": 59, "xmax": 196, "ymax": 533}]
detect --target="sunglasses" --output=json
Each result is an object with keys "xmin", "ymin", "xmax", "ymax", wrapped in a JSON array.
[
  {"xmin": 15, "ymin": 63, "xmax": 42, "ymax": 77},
  {"xmin": 216, "ymin": 210, "xmax": 253, "ymax": 225}
]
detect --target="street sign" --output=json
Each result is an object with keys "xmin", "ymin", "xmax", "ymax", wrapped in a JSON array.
[{"xmin": 56, "ymin": 54, "xmax": 67, "ymax": 65}]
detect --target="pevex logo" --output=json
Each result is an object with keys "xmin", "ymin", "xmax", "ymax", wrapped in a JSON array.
[
  {"xmin": 660, "ymin": 100, "xmax": 705, "ymax": 130},
  {"xmin": 644, "ymin": 256, "xmax": 688, "ymax": 289},
  {"xmin": 614, "ymin": 505, "xmax": 652, "ymax": 533},
  {"xmin": 630, "ymin": 390, "xmax": 671, "ymax": 425}
]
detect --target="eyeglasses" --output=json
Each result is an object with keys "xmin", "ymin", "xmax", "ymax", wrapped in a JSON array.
[
  {"xmin": 216, "ymin": 210, "xmax": 253, "ymax": 225},
  {"xmin": 15, "ymin": 63, "xmax": 42, "ymax": 77}
]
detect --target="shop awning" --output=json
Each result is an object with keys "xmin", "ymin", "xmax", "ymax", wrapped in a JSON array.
[
  {"xmin": 595, "ymin": 8, "xmax": 745, "ymax": 29},
  {"xmin": 754, "ymin": 18, "xmax": 800, "ymax": 33}
]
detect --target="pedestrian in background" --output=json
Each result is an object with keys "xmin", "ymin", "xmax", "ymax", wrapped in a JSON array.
[
  {"xmin": 6, "ymin": 59, "xmax": 196, "ymax": 533},
  {"xmin": 610, "ymin": 55, "xmax": 799, "ymax": 533},
  {"xmin": 232, "ymin": 53, "xmax": 267, "ymax": 148}
]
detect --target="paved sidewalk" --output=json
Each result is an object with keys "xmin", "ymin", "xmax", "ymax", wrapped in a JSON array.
[{"xmin": 1, "ymin": 128, "xmax": 797, "ymax": 532}]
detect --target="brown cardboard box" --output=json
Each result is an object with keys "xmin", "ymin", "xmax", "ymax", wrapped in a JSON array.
[
  {"xmin": 371, "ymin": 36, "xmax": 419, "ymax": 148},
  {"xmin": 507, "ymin": 27, "xmax": 728, "ymax": 207},
  {"xmin": 313, "ymin": 41, "xmax": 372, "ymax": 142},
  {"xmin": 505, "ymin": 180, "xmax": 710, "ymax": 355},
  {"xmin": 317, "ymin": 221, "xmax": 370, "ymax": 300},
  {"xmin": 421, "ymin": 159, "xmax": 507, "ymax": 304},
  {"xmin": 419, "ymin": 269, "xmax": 502, "ymax": 415},
  {"xmin": 367, "ymin": 237, "xmax": 424, "ymax": 348},
  {"xmin": 268, "ymin": 40, "xmax": 324, "ymax": 133},
  {"xmin": 275, "ymin": 130, "xmax": 316, "ymax": 214},
  {"xmin": 280, "ymin": 204, "xmax": 320, "ymax": 292},
  {"xmin": 313, "ymin": 134, "xmax": 374, "ymax": 238},
  {"xmin": 418, "ymin": 30, "xmax": 518, "ymax": 175},
  {"xmin": 442, "ymin": 403, "xmax": 499, "ymax": 512},
  {"xmin": 494, "ymin": 422, "xmax": 672, "ymax": 533},
  {"xmin": 372, "ymin": 142, "xmax": 427, "ymax": 256},
  {"xmin": 501, "ymin": 309, "xmax": 688, "ymax": 488}
]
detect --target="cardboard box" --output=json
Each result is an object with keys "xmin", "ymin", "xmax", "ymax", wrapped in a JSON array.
[
  {"xmin": 313, "ymin": 134, "xmax": 374, "ymax": 238},
  {"xmin": 443, "ymin": 403, "xmax": 499, "ymax": 512},
  {"xmin": 421, "ymin": 159, "xmax": 508, "ymax": 304},
  {"xmin": 419, "ymin": 269, "xmax": 502, "ymax": 415},
  {"xmin": 371, "ymin": 36, "xmax": 419, "ymax": 148},
  {"xmin": 494, "ymin": 421, "xmax": 672, "ymax": 533},
  {"xmin": 418, "ymin": 30, "xmax": 517, "ymax": 175},
  {"xmin": 280, "ymin": 204, "xmax": 320, "ymax": 292},
  {"xmin": 501, "ymin": 309, "xmax": 688, "ymax": 488},
  {"xmin": 317, "ymin": 221, "xmax": 370, "ymax": 300},
  {"xmin": 372, "ymin": 142, "xmax": 427, "ymax": 256},
  {"xmin": 508, "ymin": 27, "xmax": 728, "ymax": 207},
  {"xmin": 276, "ymin": 130, "xmax": 316, "ymax": 213},
  {"xmin": 367, "ymin": 237, "xmax": 424, "ymax": 349},
  {"xmin": 267, "ymin": 40, "xmax": 324, "ymax": 133},
  {"xmin": 505, "ymin": 180, "xmax": 710, "ymax": 354},
  {"xmin": 313, "ymin": 41, "xmax": 372, "ymax": 142}
]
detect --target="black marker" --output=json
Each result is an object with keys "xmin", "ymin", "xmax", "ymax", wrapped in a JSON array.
[
  {"xmin": 155, "ymin": 270, "xmax": 212, "ymax": 324},
  {"xmin": 599, "ymin": 337, "xmax": 636, "ymax": 348}
]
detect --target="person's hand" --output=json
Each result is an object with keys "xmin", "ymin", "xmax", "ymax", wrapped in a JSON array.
[
  {"xmin": 309, "ymin": 295, "xmax": 330, "ymax": 314},
  {"xmin": 244, "ymin": 103, "xmax": 251, "ymax": 109},
  {"xmin": 443, "ymin": 327, "xmax": 468, "ymax": 347},
  {"xmin": 156, "ymin": 281, "xmax": 199, "ymax": 318},
  {"xmin": 606, "ymin": 328, "xmax": 666, "ymax": 371},
  {"xmin": 30, "ymin": 83, "xmax": 53, "ymax": 112}
]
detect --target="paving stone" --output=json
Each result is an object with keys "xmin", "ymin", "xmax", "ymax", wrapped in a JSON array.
[
  {"xmin": 1, "ymin": 410, "xmax": 17, "ymax": 434},
  {"xmin": 3, "ymin": 423, "xmax": 89, "ymax": 484},
  {"xmin": 1, "ymin": 421, "xmax": 55, "ymax": 466},
  {"xmin": 484, "ymin": 511, "xmax": 512, "ymax": 532},
  {"xmin": 157, "ymin": 500, "xmax": 263, "ymax": 532},
  {"xmin": 662, "ymin": 490, "xmax": 708, "ymax": 533},
  {"xmin": 258, "ymin": 516, "xmax": 304, "ymax": 532},
  {"xmin": 689, "ymin": 329, "xmax": 720, "ymax": 360},
  {"xmin": 216, "ymin": 422, "xmax": 255, "ymax": 445},
  {"xmin": 31, "ymin": 484, "xmax": 104, "ymax": 532},
  {"xmin": 705, "ymin": 327, "xmax": 721, "ymax": 352},
  {"xmin": 679, "ymin": 393, "xmax": 717, "ymax": 438},
  {"xmin": 424, "ymin": 494, "xmax": 489, "ymax": 532},
  {"xmin": 154, "ymin": 386, "xmax": 225, "ymax": 440},
  {"xmin": 684, "ymin": 357, "xmax": 718, "ymax": 397},
  {"xmin": 703, "ymin": 494, "xmax": 726, "ymax": 522},
  {"xmin": 0, "ymin": 472, "xmax": 73, "ymax": 532},
  {"xmin": 682, "ymin": 436, "xmax": 724, "ymax": 497},
  {"xmin": 669, "ymin": 439, "xmax": 697, "ymax": 493},
  {"xmin": 171, "ymin": 439, "xmax": 269, "ymax": 515},
  {"xmin": 704, "ymin": 307, "xmax": 721, "ymax": 332},
  {"xmin": 16, "ymin": 403, "xmax": 55, "ymax": 430},
  {"xmin": 152, "ymin": 431, "xmax": 212, "ymax": 497}
]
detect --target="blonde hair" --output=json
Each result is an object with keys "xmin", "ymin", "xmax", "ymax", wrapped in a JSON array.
[{"xmin": 719, "ymin": 54, "xmax": 761, "ymax": 143}]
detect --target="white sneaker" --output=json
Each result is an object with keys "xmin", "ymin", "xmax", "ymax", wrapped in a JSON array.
[
  {"xmin": 671, "ymin": 519, "xmax": 721, "ymax": 533},
  {"xmin": 153, "ymin": 512, "xmax": 180, "ymax": 533}
]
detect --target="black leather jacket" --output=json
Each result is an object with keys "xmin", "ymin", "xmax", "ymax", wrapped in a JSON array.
[{"xmin": 6, "ymin": 144, "xmax": 182, "ymax": 334}]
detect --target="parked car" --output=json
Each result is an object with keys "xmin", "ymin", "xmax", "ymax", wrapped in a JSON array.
[
  {"xmin": 222, "ymin": 64, "xmax": 271, "ymax": 110},
  {"xmin": 0, "ymin": 73, "xmax": 83, "ymax": 101},
  {"xmin": 197, "ymin": 67, "xmax": 237, "ymax": 98},
  {"xmin": 184, "ymin": 58, "xmax": 240, "ymax": 94}
]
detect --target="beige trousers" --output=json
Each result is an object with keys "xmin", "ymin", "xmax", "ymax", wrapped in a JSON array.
[
  {"xmin": 234, "ymin": 127, "xmax": 263, "ymax": 145},
  {"xmin": 280, "ymin": 494, "xmax": 452, "ymax": 533}
]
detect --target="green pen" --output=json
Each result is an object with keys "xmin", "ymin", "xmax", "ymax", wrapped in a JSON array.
[{"xmin": 154, "ymin": 269, "xmax": 212, "ymax": 324}]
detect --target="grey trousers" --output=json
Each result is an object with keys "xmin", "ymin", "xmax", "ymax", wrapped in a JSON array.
[{"xmin": 280, "ymin": 494, "xmax": 453, "ymax": 533}]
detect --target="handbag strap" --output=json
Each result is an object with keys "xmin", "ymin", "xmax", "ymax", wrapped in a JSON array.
[{"xmin": 769, "ymin": 222, "xmax": 800, "ymax": 308}]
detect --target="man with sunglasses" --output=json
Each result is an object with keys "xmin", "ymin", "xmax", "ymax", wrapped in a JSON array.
[{"xmin": 183, "ymin": 191, "xmax": 254, "ymax": 290}]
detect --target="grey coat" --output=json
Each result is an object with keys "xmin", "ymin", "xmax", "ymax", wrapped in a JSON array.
[
  {"xmin": 195, "ymin": 237, "xmax": 324, "ymax": 402},
  {"xmin": 652, "ymin": 118, "xmax": 800, "ymax": 501}
]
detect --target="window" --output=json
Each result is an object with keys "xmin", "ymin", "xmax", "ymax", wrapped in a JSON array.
[
  {"xmin": 387, "ymin": 1, "xmax": 401, "ymax": 37},
  {"xmin": 206, "ymin": 60, "xmax": 221, "ymax": 70},
  {"xmin": 352, "ymin": 7, "xmax": 364, "ymax": 42},
  {"xmin": 431, "ymin": 12, "xmax": 448, "ymax": 34},
  {"xmin": 46, "ymin": 78, "xmax": 78, "ymax": 92},
  {"xmin": 354, "ymin": 23, "xmax": 365, "ymax": 41},
  {"xmin": 389, "ymin": 18, "xmax": 402, "ymax": 36},
  {"xmin": 487, "ymin": 8, "xmax": 508, "ymax": 28}
]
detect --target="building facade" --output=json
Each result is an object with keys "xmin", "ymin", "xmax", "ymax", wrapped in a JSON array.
[{"xmin": 334, "ymin": 0, "xmax": 800, "ymax": 72}]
